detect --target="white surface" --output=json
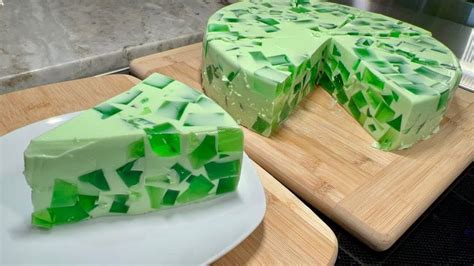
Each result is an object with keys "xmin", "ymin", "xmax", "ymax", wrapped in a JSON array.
[{"xmin": 0, "ymin": 112, "xmax": 266, "ymax": 265}]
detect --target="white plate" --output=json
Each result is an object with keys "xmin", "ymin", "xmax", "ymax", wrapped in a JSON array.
[{"xmin": 0, "ymin": 112, "xmax": 266, "ymax": 265}]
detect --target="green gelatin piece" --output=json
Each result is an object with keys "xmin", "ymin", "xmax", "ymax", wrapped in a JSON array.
[
  {"xmin": 395, "ymin": 49, "xmax": 416, "ymax": 60},
  {"xmin": 290, "ymin": 6, "xmax": 310, "ymax": 13},
  {"xmin": 32, "ymin": 209, "xmax": 53, "ymax": 229},
  {"xmin": 50, "ymin": 179, "xmax": 78, "ymax": 208},
  {"xmin": 412, "ymin": 57, "xmax": 438, "ymax": 67},
  {"xmin": 279, "ymin": 102, "xmax": 291, "ymax": 122},
  {"xmin": 268, "ymin": 54, "xmax": 290, "ymax": 66},
  {"xmin": 78, "ymin": 169, "xmax": 110, "ymax": 191},
  {"xmin": 207, "ymin": 23, "xmax": 230, "ymax": 32},
  {"xmin": 109, "ymin": 195, "xmax": 129, "ymax": 213},
  {"xmin": 156, "ymin": 101, "xmax": 189, "ymax": 120},
  {"xmin": 205, "ymin": 160, "xmax": 241, "ymax": 180},
  {"xmin": 334, "ymin": 75, "xmax": 348, "ymax": 104},
  {"xmin": 143, "ymin": 74, "xmax": 174, "ymax": 88},
  {"xmin": 415, "ymin": 66, "xmax": 450, "ymax": 82},
  {"xmin": 257, "ymin": 17, "xmax": 280, "ymax": 26},
  {"xmin": 382, "ymin": 94, "xmax": 394, "ymax": 105},
  {"xmin": 116, "ymin": 160, "xmax": 142, "ymax": 187},
  {"xmin": 356, "ymin": 38, "xmax": 374, "ymax": 47},
  {"xmin": 368, "ymin": 124, "xmax": 377, "ymax": 132},
  {"xmin": 255, "ymin": 66, "xmax": 289, "ymax": 84},
  {"xmin": 363, "ymin": 68, "xmax": 384, "ymax": 90},
  {"xmin": 337, "ymin": 61, "xmax": 350, "ymax": 82},
  {"xmin": 392, "ymin": 91, "xmax": 400, "ymax": 102},
  {"xmin": 48, "ymin": 204, "xmax": 90, "ymax": 225},
  {"xmin": 126, "ymin": 118, "xmax": 155, "ymax": 129},
  {"xmin": 77, "ymin": 195, "xmax": 98, "ymax": 213},
  {"xmin": 252, "ymin": 116, "xmax": 270, "ymax": 134},
  {"xmin": 206, "ymin": 65, "xmax": 214, "ymax": 84},
  {"xmin": 353, "ymin": 47, "xmax": 376, "ymax": 59},
  {"xmin": 353, "ymin": 59, "xmax": 361, "ymax": 71},
  {"xmin": 249, "ymin": 51, "xmax": 267, "ymax": 63},
  {"xmin": 113, "ymin": 89, "xmax": 142, "ymax": 105},
  {"xmin": 217, "ymin": 128, "xmax": 243, "ymax": 153},
  {"xmin": 378, "ymin": 128, "xmax": 399, "ymax": 150},
  {"xmin": 374, "ymin": 101, "xmax": 396, "ymax": 122},
  {"xmin": 351, "ymin": 91, "xmax": 368, "ymax": 109},
  {"xmin": 189, "ymin": 135, "xmax": 217, "ymax": 169},
  {"xmin": 387, "ymin": 115, "xmax": 402, "ymax": 131},
  {"xmin": 93, "ymin": 103, "xmax": 121, "ymax": 119},
  {"xmin": 177, "ymin": 175, "xmax": 215, "ymax": 204},
  {"xmin": 216, "ymin": 176, "xmax": 239, "ymax": 195},
  {"xmin": 437, "ymin": 90, "xmax": 450, "ymax": 111},
  {"xmin": 403, "ymin": 83, "xmax": 438, "ymax": 96},
  {"xmin": 162, "ymin": 189, "xmax": 180, "ymax": 205},
  {"xmin": 386, "ymin": 56, "xmax": 408, "ymax": 65},
  {"xmin": 348, "ymin": 99, "xmax": 361, "ymax": 121},
  {"xmin": 332, "ymin": 45, "xmax": 342, "ymax": 57},
  {"xmin": 145, "ymin": 123, "xmax": 181, "ymax": 157},
  {"xmin": 146, "ymin": 186, "xmax": 166, "ymax": 209},
  {"xmin": 318, "ymin": 72, "xmax": 335, "ymax": 94},
  {"xmin": 366, "ymin": 88, "xmax": 383, "ymax": 109},
  {"xmin": 224, "ymin": 17, "xmax": 242, "ymax": 23},
  {"xmin": 128, "ymin": 139, "xmax": 145, "ymax": 158},
  {"xmin": 171, "ymin": 163, "xmax": 191, "ymax": 182}
]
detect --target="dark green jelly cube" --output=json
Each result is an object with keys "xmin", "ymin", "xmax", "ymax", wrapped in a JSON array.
[
  {"xmin": 116, "ymin": 160, "xmax": 142, "ymax": 187},
  {"xmin": 78, "ymin": 169, "xmax": 110, "ymax": 191},
  {"xmin": 205, "ymin": 160, "xmax": 241, "ymax": 180},
  {"xmin": 177, "ymin": 175, "xmax": 215, "ymax": 204},
  {"xmin": 171, "ymin": 163, "xmax": 192, "ymax": 182},
  {"xmin": 216, "ymin": 176, "xmax": 240, "ymax": 195},
  {"xmin": 113, "ymin": 89, "xmax": 142, "ymax": 105},
  {"xmin": 374, "ymin": 101, "xmax": 396, "ymax": 123},
  {"xmin": 156, "ymin": 101, "xmax": 189, "ymax": 120},
  {"xmin": 93, "ymin": 103, "xmax": 121, "ymax": 119},
  {"xmin": 188, "ymin": 135, "xmax": 217, "ymax": 169},
  {"xmin": 252, "ymin": 116, "xmax": 270, "ymax": 134},
  {"xmin": 109, "ymin": 195, "xmax": 129, "ymax": 213},
  {"xmin": 162, "ymin": 190, "xmax": 180, "ymax": 205},
  {"xmin": 77, "ymin": 195, "xmax": 99, "ymax": 213}
]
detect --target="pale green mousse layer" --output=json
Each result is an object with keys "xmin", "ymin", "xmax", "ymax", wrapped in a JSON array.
[
  {"xmin": 202, "ymin": 0, "xmax": 461, "ymax": 150},
  {"xmin": 24, "ymin": 73, "xmax": 244, "ymax": 229}
]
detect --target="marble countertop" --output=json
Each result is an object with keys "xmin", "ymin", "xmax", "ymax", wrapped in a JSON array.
[{"xmin": 0, "ymin": 0, "xmax": 230, "ymax": 94}]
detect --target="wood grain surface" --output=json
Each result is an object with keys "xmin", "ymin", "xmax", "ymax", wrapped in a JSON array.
[
  {"xmin": 130, "ymin": 43, "xmax": 474, "ymax": 251},
  {"xmin": 0, "ymin": 74, "xmax": 338, "ymax": 265}
]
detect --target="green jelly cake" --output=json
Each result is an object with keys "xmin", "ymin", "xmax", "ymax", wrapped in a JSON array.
[
  {"xmin": 202, "ymin": 0, "xmax": 461, "ymax": 150},
  {"xmin": 24, "ymin": 73, "xmax": 244, "ymax": 229}
]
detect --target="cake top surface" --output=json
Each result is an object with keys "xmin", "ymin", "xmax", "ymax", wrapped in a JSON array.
[
  {"xmin": 30, "ymin": 73, "xmax": 239, "ymax": 145},
  {"xmin": 204, "ymin": 0, "xmax": 461, "ymax": 100}
]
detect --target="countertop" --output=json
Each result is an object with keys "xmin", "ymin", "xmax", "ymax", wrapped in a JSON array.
[{"xmin": 0, "ymin": 0, "xmax": 229, "ymax": 93}]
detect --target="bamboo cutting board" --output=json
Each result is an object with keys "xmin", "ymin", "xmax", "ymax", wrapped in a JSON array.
[
  {"xmin": 130, "ymin": 43, "xmax": 474, "ymax": 251},
  {"xmin": 0, "ymin": 75, "xmax": 338, "ymax": 265}
]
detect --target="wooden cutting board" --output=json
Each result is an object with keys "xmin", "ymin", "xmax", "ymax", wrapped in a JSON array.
[
  {"xmin": 0, "ymin": 75, "xmax": 338, "ymax": 265},
  {"xmin": 130, "ymin": 43, "xmax": 474, "ymax": 251}
]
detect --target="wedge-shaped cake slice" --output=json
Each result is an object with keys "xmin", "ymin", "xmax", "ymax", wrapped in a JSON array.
[{"xmin": 24, "ymin": 73, "xmax": 244, "ymax": 229}]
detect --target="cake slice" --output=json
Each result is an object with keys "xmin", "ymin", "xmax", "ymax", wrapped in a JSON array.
[{"xmin": 24, "ymin": 73, "xmax": 244, "ymax": 229}]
